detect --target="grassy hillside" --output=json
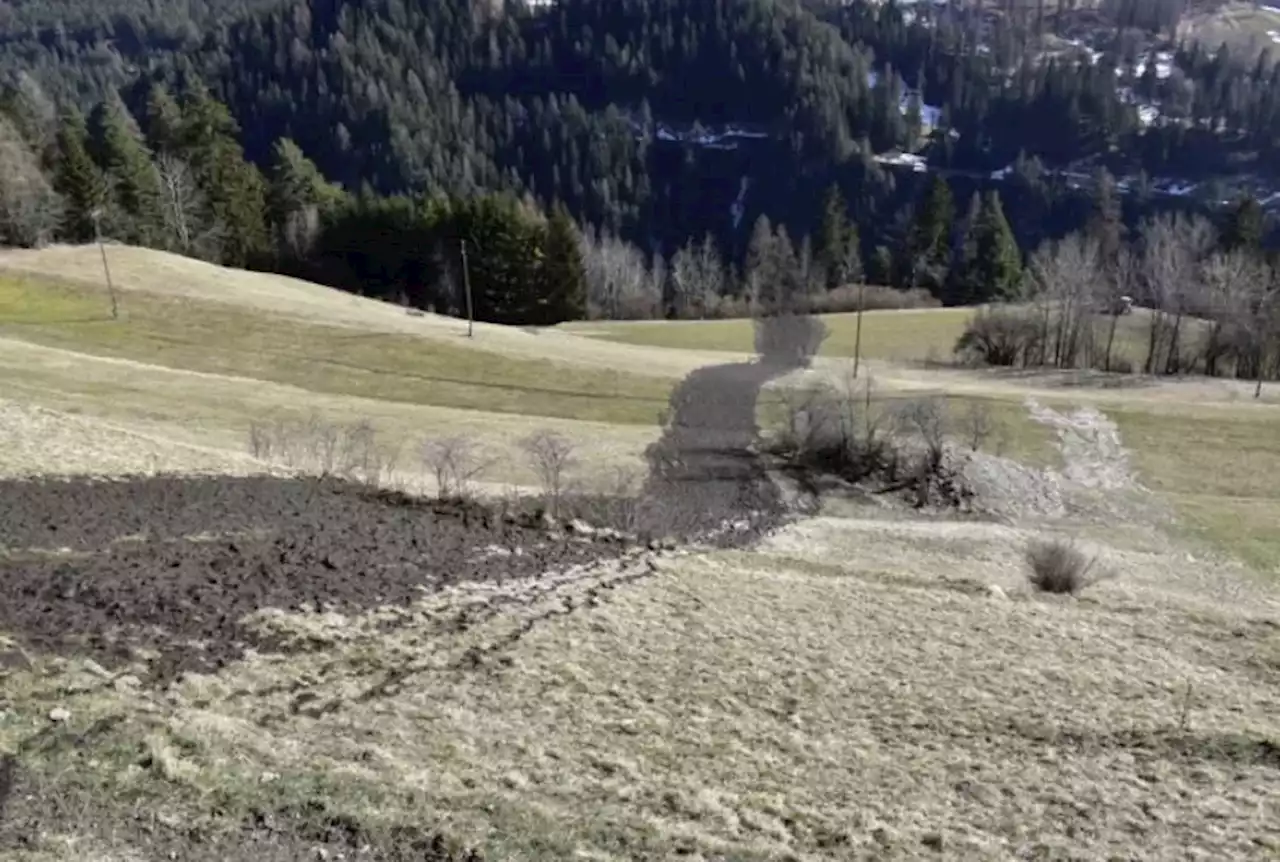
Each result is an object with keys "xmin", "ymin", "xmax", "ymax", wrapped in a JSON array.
[
  {"xmin": 1, "ymin": 244, "xmax": 1278, "ymax": 569},
  {"xmin": 1, "ymin": 245, "xmax": 1279, "ymax": 861}
]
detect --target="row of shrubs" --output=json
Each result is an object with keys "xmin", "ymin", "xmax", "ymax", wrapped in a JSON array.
[{"xmin": 247, "ymin": 397, "xmax": 1107, "ymax": 596}]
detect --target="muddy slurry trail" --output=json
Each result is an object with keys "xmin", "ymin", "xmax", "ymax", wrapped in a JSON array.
[{"xmin": 0, "ymin": 476, "xmax": 637, "ymax": 682}]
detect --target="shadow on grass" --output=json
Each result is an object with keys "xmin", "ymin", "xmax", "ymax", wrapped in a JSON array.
[{"xmin": 634, "ymin": 310, "xmax": 829, "ymax": 540}]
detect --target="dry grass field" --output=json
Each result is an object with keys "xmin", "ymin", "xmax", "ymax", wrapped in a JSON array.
[{"xmin": 1, "ymin": 245, "xmax": 1278, "ymax": 860}]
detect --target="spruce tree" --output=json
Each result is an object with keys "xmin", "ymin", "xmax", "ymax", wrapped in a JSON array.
[
  {"xmin": 144, "ymin": 83, "xmax": 184, "ymax": 157},
  {"xmin": 745, "ymin": 214, "xmax": 777, "ymax": 306},
  {"xmin": 1087, "ymin": 167, "xmax": 1124, "ymax": 266},
  {"xmin": 970, "ymin": 191, "xmax": 1022, "ymax": 303},
  {"xmin": 946, "ymin": 191, "xmax": 983, "ymax": 306},
  {"xmin": 1222, "ymin": 195, "xmax": 1263, "ymax": 253},
  {"xmin": 87, "ymin": 99, "xmax": 163, "ymax": 246},
  {"xmin": 178, "ymin": 82, "xmax": 269, "ymax": 266},
  {"xmin": 540, "ymin": 202, "xmax": 587, "ymax": 324},
  {"xmin": 268, "ymin": 137, "xmax": 343, "ymax": 259},
  {"xmin": 818, "ymin": 183, "xmax": 860, "ymax": 289},
  {"xmin": 772, "ymin": 224, "xmax": 801, "ymax": 309},
  {"xmin": 908, "ymin": 175, "xmax": 955, "ymax": 296},
  {"xmin": 53, "ymin": 110, "xmax": 107, "ymax": 243}
]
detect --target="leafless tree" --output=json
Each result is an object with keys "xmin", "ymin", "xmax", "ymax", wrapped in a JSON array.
[
  {"xmin": 894, "ymin": 397, "xmax": 950, "ymax": 464},
  {"xmin": 420, "ymin": 436, "xmax": 492, "ymax": 499},
  {"xmin": 579, "ymin": 226, "xmax": 661, "ymax": 319},
  {"xmin": 155, "ymin": 154, "xmax": 222, "ymax": 260},
  {"xmin": 1099, "ymin": 246, "xmax": 1139, "ymax": 372},
  {"xmin": 893, "ymin": 396, "xmax": 953, "ymax": 507},
  {"xmin": 1024, "ymin": 232, "xmax": 1104, "ymax": 368},
  {"xmin": 670, "ymin": 233, "xmax": 725, "ymax": 318},
  {"xmin": 1222, "ymin": 263, "xmax": 1280, "ymax": 397},
  {"xmin": 0, "ymin": 115, "xmax": 63, "ymax": 247},
  {"xmin": 1137, "ymin": 213, "xmax": 1216, "ymax": 375},
  {"xmin": 519, "ymin": 430, "xmax": 578, "ymax": 517},
  {"xmin": 606, "ymin": 464, "xmax": 644, "ymax": 533},
  {"xmin": 958, "ymin": 399, "xmax": 996, "ymax": 451},
  {"xmin": 1199, "ymin": 249, "xmax": 1268, "ymax": 377}
]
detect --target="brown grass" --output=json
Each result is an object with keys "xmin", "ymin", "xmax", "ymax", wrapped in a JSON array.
[{"xmin": 4, "ymin": 534, "xmax": 1277, "ymax": 860}]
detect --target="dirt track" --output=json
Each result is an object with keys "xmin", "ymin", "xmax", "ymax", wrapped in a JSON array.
[{"xmin": 0, "ymin": 476, "xmax": 640, "ymax": 682}]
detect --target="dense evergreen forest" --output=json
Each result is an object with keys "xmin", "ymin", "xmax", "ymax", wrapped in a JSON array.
[{"xmin": 1, "ymin": 0, "xmax": 1279, "ymax": 344}]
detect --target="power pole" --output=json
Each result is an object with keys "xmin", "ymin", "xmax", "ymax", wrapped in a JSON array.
[
  {"xmin": 852, "ymin": 280, "xmax": 866, "ymax": 378},
  {"xmin": 460, "ymin": 238, "xmax": 474, "ymax": 338},
  {"xmin": 91, "ymin": 209, "xmax": 119, "ymax": 320}
]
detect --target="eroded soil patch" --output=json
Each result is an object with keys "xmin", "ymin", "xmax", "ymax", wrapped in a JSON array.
[{"xmin": 0, "ymin": 476, "xmax": 635, "ymax": 682}]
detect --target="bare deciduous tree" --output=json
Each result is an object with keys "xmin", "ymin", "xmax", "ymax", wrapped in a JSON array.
[
  {"xmin": 1200, "ymin": 249, "xmax": 1268, "ymax": 378},
  {"xmin": 579, "ymin": 226, "xmax": 662, "ymax": 319},
  {"xmin": 958, "ymin": 400, "xmax": 996, "ymax": 451},
  {"xmin": 156, "ymin": 154, "xmax": 222, "ymax": 260},
  {"xmin": 893, "ymin": 396, "xmax": 953, "ymax": 507},
  {"xmin": 0, "ymin": 115, "xmax": 63, "ymax": 248},
  {"xmin": 519, "ymin": 430, "xmax": 578, "ymax": 517},
  {"xmin": 1024, "ymin": 232, "xmax": 1104, "ymax": 369},
  {"xmin": 670, "ymin": 233, "xmax": 726, "ymax": 319},
  {"xmin": 894, "ymin": 396, "xmax": 950, "ymax": 465},
  {"xmin": 420, "ymin": 436, "xmax": 492, "ymax": 499},
  {"xmin": 1137, "ymin": 213, "xmax": 1216, "ymax": 375},
  {"xmin": 1100, "ymin": 246, "xmax": 1138, "ymax": 372}
]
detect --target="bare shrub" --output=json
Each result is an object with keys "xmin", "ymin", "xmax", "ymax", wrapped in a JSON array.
[
  {"xmin": 246, "ymin": 414, "xmax": 399, "ymax": 486},
  {"xmin": 893, "ymin": 396, "xmax": 950, "ymax": 464},
  {"xmin": 955, "ymin": 306, "xmax": 1041, "ymax": 367},
  {"xmin": 519, "ymin": 430, "xmax": 578, "ymax": 517},
  {"xmin": 607, "ymin": 464, "xmax": 643, "ymax": 532},
  {"xmin": 769, "ymin": 371, "xmax": 894, "ymax": 485},
  {"xmin": 958, "ymin": 400, "xmax": 996, "ymax": 451},
  {"xmin": 420, "ymin": 436, "xmax": 491, "ymax": 499},
  {"xmin": 1025, "ymin": 537, "xmax": 1102, "ymax": 595}
]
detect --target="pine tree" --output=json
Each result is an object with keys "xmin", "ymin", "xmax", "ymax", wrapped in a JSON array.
[
  {"xmin": 52, "ymin": 110, "xmax": 107, "ymax": 243},
  {"xmin": 772, "ymin": 224, "xmax": 801, "ymax": 310},
  {"xmin": 969, "ymin": 191, "xmax": 1022, "ymax": 303},
  {"xmin": 907, "ymin": 175, "xmax": 955, "ymax": 296},
  {"xmin": 208, "ymin": 152, "xmax": 270, "ymax": 268},
  {"xmin": 1087, "ymin": 167, "xmax": 1124, "ymax": 266},
  {"xmin": 871, "ymin": 245, "xmax": 894, "ymax": 286},
  {"xmin": 87, "ymin": 99, "xmax": 163, "ymax": 246},
  {"xmin": 818, "ymin": 183, "xmax": 860, "ymax": 289},
  {"xmin": 144, "ymin": 83, "xmax": 184, "ymax": 157},
  {"xmin": 540, "ymin": 202, "xmax": 587, "ymax": 324},
  {"xmin": 268, "ymin": 137, "xmax": 343, "ymax": 259},
  {"xmin": 745, "ymin": 214, "xmax": 777, "ymax": 306},
  {"xmin": 1222, "ymin": 195, "xmax": 1263, "ymax": 253},
  {"xmin": 177, "ymin": 82, "xmax": 269, "ymax": 266},
  {"xmin": 947, "ymin": 191, "xmax": 984, "ymax": 306}
]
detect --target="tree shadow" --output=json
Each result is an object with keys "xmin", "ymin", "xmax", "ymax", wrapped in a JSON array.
[{"xmin": 635, "ymin": 311, "xmax": 828, "ymax": 541}]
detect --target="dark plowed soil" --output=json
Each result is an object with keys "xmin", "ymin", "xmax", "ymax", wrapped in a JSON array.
[{"xmin": 0, "ymin": 476, "xmax": 631, "ymax": 681}]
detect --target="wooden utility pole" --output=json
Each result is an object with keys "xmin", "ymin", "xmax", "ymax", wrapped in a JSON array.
[
  {"xmin": 852, "ymin": 280, "xmax": 866, "ymax": 378},
  {"xmin": 460, "ymin": 238, "xmax": 474, "ymax": 338},
  {"xmin": 91, "ymin": 209, "xmax": 118, "ymax": 320}
]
